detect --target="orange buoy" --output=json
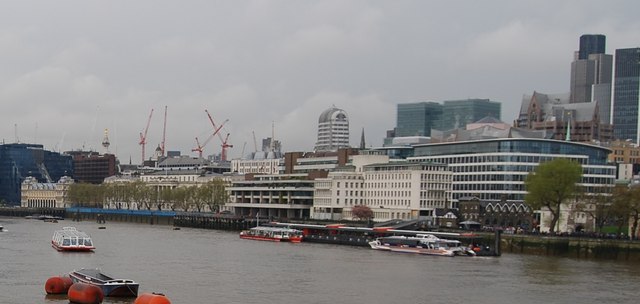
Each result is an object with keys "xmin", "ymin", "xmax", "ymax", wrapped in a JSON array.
[
  {"xmin": 134, "ymin": 292, "xmax": 172, "ymax": 304},
  {"xmin": 45, "ymin": 276, "xmax": 74, "ymax": 294},
  {"xmin": 67, "ymin": 282, "xmax": 104, "ymax": 304}
]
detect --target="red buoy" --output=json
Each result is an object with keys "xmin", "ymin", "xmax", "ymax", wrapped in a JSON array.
[
  {"xmin": 134, "ymin": 292, "xmax": 172, "ymax": 304},
  {"xmin": 67, "ymin": 282, "xmax": 104, "ymax": 304},
  {"xmin": 45, "ymin": 276, "xmax": 73, "ymax": 294}
]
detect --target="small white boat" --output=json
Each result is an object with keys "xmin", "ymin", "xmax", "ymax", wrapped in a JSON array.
[{"xmin": 51, "ymin": 227, "xmax": 95, "ymax": 252}]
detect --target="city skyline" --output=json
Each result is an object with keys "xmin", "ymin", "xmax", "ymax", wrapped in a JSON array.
[{"xmin": 0, "ymin": 1, "xmax": 639, "ymax": 162}]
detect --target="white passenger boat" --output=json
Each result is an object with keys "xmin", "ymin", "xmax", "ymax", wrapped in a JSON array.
[
  {"xmin": 240, "ymin": 226, "xmax": 304, "ymax": 243},
  {"xmin": 51, "ymin": 227, "xmax": 95, "ymax": 252},
  {"xmin": 368, "ymin": 234, "xmax": 475, "ymax": 257}
]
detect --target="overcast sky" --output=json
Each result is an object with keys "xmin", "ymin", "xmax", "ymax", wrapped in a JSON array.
[{"xmin": 1, "ymin": 1, "xmax": 638, "ymax": 163}]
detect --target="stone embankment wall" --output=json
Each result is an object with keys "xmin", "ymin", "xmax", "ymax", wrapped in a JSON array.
[{"xmin": 502, "ymin": 234, "xmax": 640, "ymax": 261}]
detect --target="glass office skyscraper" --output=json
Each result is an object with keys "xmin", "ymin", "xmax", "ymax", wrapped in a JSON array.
[
  {"xmin": 395, "ymin": 99, "xmax": 500, "ymax": 138},
  {"xmin": 578, "ymin": 34, "xmax": 606, "ymax": 60},
  {"xmin": 612, "ymin": 48, "xmax": 640, "ymax": 143},
  {"xmin": 0, "ymin": 143, "xmax": 73, "ymax": 205},
  {"xmin": 395, "ymin": 102, "xmax": 443, "ymax": 137},
  {"xmin": 441, "ymin": 99, "xmax": 501, "ymax": 131},
  {"xmin": 570, "ymin": 34, "xmax": 613, "ymax": 124}
]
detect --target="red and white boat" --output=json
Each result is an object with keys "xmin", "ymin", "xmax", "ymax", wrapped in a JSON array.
[
  {"xmin": 51, "ymin": 227, "xmax": 95, "ymax": 252},
  {"xmin": 240, "ymin": 226, "xmax": 303, "ymax": 243}
]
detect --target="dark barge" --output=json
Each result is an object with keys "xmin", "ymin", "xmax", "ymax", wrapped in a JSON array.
[{"xmin": 266, "ymin": 222, "xmax": 501, "ymax": 256}]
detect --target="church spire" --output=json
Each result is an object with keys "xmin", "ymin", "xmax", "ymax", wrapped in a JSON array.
[{"xmin": 359, "ymin": 128, "xmax": 366, "ymax": 149}]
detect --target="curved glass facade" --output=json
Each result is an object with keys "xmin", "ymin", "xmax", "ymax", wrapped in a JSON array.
[
  {"xmin": 0, "ymin": 144, "xmax": 73, "ymax": 205},
  {"xmin": 410, "ymin": 139, "xmax": 615, "ymax": 203}
]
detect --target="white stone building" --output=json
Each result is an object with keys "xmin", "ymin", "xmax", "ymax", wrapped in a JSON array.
[
  {"xmin": 312, "ymin": 155, "xmax": 453, "ymax": 222},
  {"xmin": 21, "ymin": 176, "xmax": 74, "ymax": 208}
]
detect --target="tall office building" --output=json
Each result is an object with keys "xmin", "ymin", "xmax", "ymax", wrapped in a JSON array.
[
  {"xmin": 612, "ymin": 48, "xmax": 640, "ymax": 143},
  {"xmin": 570, "ymin": 35, "xmax": 613, "ymax": 125},
  {"xmin": 65, "ymin": 151, "xmax": 117, "ymax": 184},
  {"xmin": 395, "ymin": 99, "xmax": 500, "ymax": 139},
  {"xmin": 441, "ymin": 99, "xmax": 501, "ymax": 131},
  {"xmin": 395, "ymin": 102, "xmax": 443, "ymax": 137},
  {"xmin": 578, "ymin": 34, "xmax": 606, "ymax": 60},
  {"xmin": 0, "ymin": 143, "xmax": 73, "ymax": 205},
  {"xmin": 314, "ymin": 106, "xmax": 350, "ymax": 152}
]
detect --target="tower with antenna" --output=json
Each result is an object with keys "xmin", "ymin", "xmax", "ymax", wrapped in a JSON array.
[{"xmin": 102, "ymin": 128, "xmax": 111, "ymax": 153}]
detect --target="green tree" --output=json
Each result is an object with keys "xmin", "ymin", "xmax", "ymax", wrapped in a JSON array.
[
  {"xmin": 616, "ymin": 185, "xmax": 640, "ymax": 239},
  {"xmin": 128, "ymin": 181, "xmax": 147, "ymax": 210},
  {"xmin": 68, "ymin": 183, "xmax": 104, "ymax": 207},
  {"xmin": 167, "ymin": 187, "xmax": 189, "ymax": 211},
  {"xmin": 525, "ymin": 158, "xmax": 582, "ymax": 233},
  {"xmin": 203, "ymin": 180, "xmax": 229, "ymax": 213},
  {"xmin": 574, "ymin": 191, "xmax": 614, "ymax": 233},
  {"xmin": 137, "ymin": 186, "xmax": 155, "ymax": 210},
  {"xmin": 192, "ymin": 185, "xmax": 208, "ymax": 212},
  {"xmin": 629, "ymin": 186, "xmax": 640, "ymax": 239},
  {"xmin": 179, "ymin": 185, "xmax": 197, "ymax": 212}
]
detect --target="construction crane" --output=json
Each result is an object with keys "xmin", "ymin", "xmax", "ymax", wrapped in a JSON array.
[
  {"xmin": 252, "ymin": 131, "xmax": 259, "ymax": 153},
  {"xmin": 139, "ymin": 108, "xmax": 154, "ymax": 163},
  {"xmin": 204, "ymin": 109, "xmax": 233, "ymax": 161},
  {"xmin": 192, "ymin": 137, "xmax": 205, "ymax": 158},
  {"xmin": 241, "ymin": 142, "xmax": 247, "ymax": 158},
  {"xmin": 161, "ymin": 106, "xmax": 167, "ymax": 157},
  {"xmin": 192, "ymin": 117, "xmax": 228, "ymax": 158}
]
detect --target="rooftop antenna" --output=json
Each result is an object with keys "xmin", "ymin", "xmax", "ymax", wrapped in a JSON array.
[
  {"xmin": 271, "ymin": 121, "xmax": 275, "ymax": 152},
  {"xmin": 14, "ymin": 123, "xmax": 19, "ymax": 143},
  {"xmin": 161, "ymin": 105, "xmax": 167, "ymax": 157},
  {"xmin": 565, "ymin": 112, "xmax": 572, "ymax": 141}
]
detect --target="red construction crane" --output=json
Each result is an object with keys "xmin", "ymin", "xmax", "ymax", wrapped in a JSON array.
[
  {"xmin": 192, "ymin": 118, "xmax": 227, "ymax": 158},
  {"xmin": 139, "ymin": 108, "xmax": 154, "ymax": 163},
  {"xmin": 220, "ymin": 132, "xmax": 233, "ymax": 161},
  {"xmin": 204, "ymin": 109, "xmax": 233, "ymax": 161},
  {"xmin": 161, "ymin": 105, "xmax": 167, "ymax": 157}
]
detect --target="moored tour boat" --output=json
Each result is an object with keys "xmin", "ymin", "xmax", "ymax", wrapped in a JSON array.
[
  {"xmin": 239, "ymin": 226, "xmax": 303, "ymax": 243},
  {"xmin": 51, "ymin": 227, "xmax": 95, "ymax": 252},
  {"xmin": 69, "ymin": 268, "xmax": 139, "ymax": 297},
  {"xmin": 368, "ymin": 234, "xmax": 475, "ymax": 257}
]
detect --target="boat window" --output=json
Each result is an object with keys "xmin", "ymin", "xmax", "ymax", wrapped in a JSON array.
[
  {"xmin": 84, "ymin": 239, "xmax": 93, "ymax": 246},
  {"xmin": 71, "ymin": 238, "xmax": 77, "ymax": 245},
  {"xmin": 63, "ymin": 239, "xmax": 70, "ymax": 246}
]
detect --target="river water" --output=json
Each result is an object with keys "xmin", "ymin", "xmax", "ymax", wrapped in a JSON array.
[{"xmin": 1, "ymin": 216, "xmax": 638, "ymax": 304}]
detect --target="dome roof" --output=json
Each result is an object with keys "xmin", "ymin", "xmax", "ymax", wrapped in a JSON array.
[{"xmin": 318, "ymin": 107, "xmax": 348, "ymax": 123}]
